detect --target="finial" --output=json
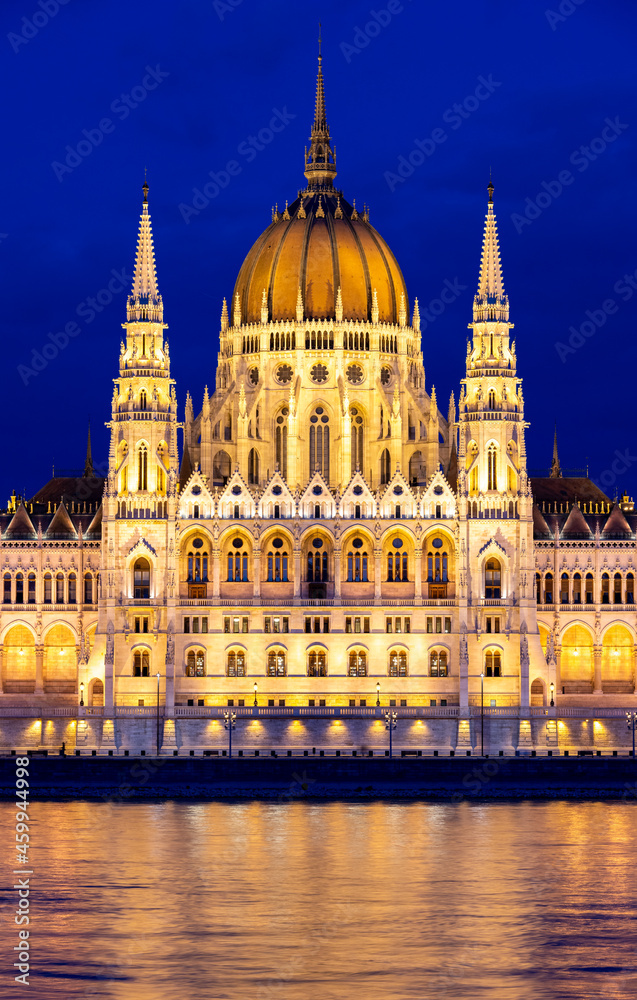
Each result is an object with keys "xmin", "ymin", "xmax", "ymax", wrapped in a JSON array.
[
  {"xmin": 335, "ymin": 286, "xmax": 343, "ymax": 322},
  {"xmin": 351, "ymin": 199, "xmax": 358, "ymax": 220},
  {"xmin": 488, "ymin": 176, "xmax": 494, "ymax": 204},
  {"xmin": 296, "ymin": 286, "xmax": 304, "ymax": 323},
  {"xmin": 371, "ymin": 287, "xmax": 379, "ymax": 324},
  {"xmin": 282, "ymin": 200, "xmax": 290, "ymax": 220},
  {"xmin": 143, "ymin": 169, "xmax": 148, "ymax": 204},
  {"xmin": 315, "ymin": 195, "xmax": 325, "ymax": 218},
  {"xmin": 318, "ymin": 22, "xmax": 322, "ymax": 60},
  {"xmin": 412, "ymin": 298, "xmax": 421, "ymax": 333},
  {"xmin": 297, "ymin": 197, "xmax": 306, "ymax": 219},
  {"xmin": 221, "ymin": 297, "xmax": 229, "ymax": 332},
  {"xmin": 334, "ymin": 194, "xmax": 343, "ymax": 219}
]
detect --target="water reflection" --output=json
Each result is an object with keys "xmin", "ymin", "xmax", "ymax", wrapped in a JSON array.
[{"xmin": 1, "ymin": 801, "xmax": 636, "ymax": 999}]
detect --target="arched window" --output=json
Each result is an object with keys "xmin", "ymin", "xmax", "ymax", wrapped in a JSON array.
[
  {"xmin": 227, "ymin": 651, "xmax": 246, "ymax": 676},
  {"xmin": 348, "ymin": 650, "xmax": 367, "ymax": 676},
  {"xmin": 346, "ymin": 540, "xmax": 369, "ymax": 582},
  {"xmin": 350, "ymin": 407, "xmax": 364, "ymax": 475},
  {"xmin": 248, "ymin": 448, "xmax": 260, "ymax": 485},
  {"xmin": 487, "ymin": 444, "xmax": 497, "ymax": 491},
  {"xmin": 267, "ymin": 539, "xmax": 289, "ymax": 582},
  {"xmin": 137, "ymin": 443, "xmax": 148, "ymax": 491},
  {"xmin": 426, "ymin": 537, "xmax": 449, "ymax": 585},
  {"xmin": 487, "ymin": 389, "xmax": 496, "ymax": 410},
  {"xmin": 227, "ymin": 537, "xmax": 249, "ymax": 582},
  {"xmin": 43, "ymin": 573, "xmax": 52, "ymax": 604},
  {"xmin": 484, "ymin": 650, "xmax": 502, "ymax": 677},
  {"xmin": 267, "ymin": 649, "xmax": 287, "ymax": 676},
  {"xmin": 3, "ymin": 572, "xmax": 11, "ymax": 604},
  {"xmin": 389, "ymin": 650, "xmax": 408, "ymax": 676},
  {"xmin": 84, "ymin": 573, "xmax": 93, "ymax": 604},
  {"xmin": 544, "ymin": 572, "xmax": 553, "ymax": 604},
  {"xmin": 429, "ymin": 650, "xmax": 448, "ymax": 676},
  {"xmin": 308, "ymin": 650, "xmax": 327, "ymax": 676},
  {"xmin": 535, "ymin": 572, "xmax": 541, "ymax": 604},
  {"xmin": 601, "ymin": 573, "xmax": 610, "ymax": 604},
  {"xmin": 213, "ymin": 450, "xmax": 232, "ymax": 487},
  {"xmin": 133, "ymin": 558, "xmax": 150, "ymax": 599},
  {"xmin": 186, "ymin": 650, "xmax": 206, "ymax": 677},
  {"xmin": 275, "ymin": 408, "xmax": 289, "ymax": 479},
  {"xmin": 27, "ymin": 573, "xmax": 36, "ymax": 604},
  {"xmin": 614, "ymin": 572, "xmax": 622, "ymax": 604},
  {"xmin": 560, "ymin": 573, "xmax": 569, "ymax": 605},
  {"xmin": 307, "ymin": 538, "xmax": 328, "ymax": 581},
  {"xmin": 572, "ymin": 573, "xmax": 581, "ymax": 604},
  {"xmin": 309, "ymin": 407, "xmax": 330, "ymax": 479},
  {"xmin": 409, "ymin": 451, "xmax": 425, "ymax": 486},
  {"xmin": 55, "ymin": 573, "xmax": 64, "ymax": 604},
  {"xmin": 387, "ymin": 539, "xmax": 408, "ymax": 581},
  {"xmin": 585, "ymin": 573, "xmax": 594, "ymax": 604},
  {"xmin": 380, "ymin": 448, "xmax": 390, "ymax": 485},
  {"xmin": 187, "ymin": 537, "xmax": 210, "ymax": 584},
  {"xmin": 485, "ymin": 558, "xmax": 501, "ymax": 599},
  {"xmin": 133, "ymin": 650, "xmax": 150, "ymax": 676},
  {"xmin": 140, "ymin": 389, "xmax": 147, "ymax": 411},
  {"xmin": 627, "ymin": 573, "xmax": 634, "ymax": 604},
  {"xmin": 68, "ymin": 573, "xmax": 76, "ymax": 604},
  {"xmin": 15, "ymin": 573, "xmax": 23, "ymax": 605}
]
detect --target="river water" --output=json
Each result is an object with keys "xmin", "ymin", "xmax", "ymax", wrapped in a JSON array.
[{"xmin": 2, "ymin": 800, "xmax": 637, "ymax": 999}]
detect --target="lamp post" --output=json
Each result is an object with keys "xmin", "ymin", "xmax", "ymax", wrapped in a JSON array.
[
  {"xmin": 480, "ymin": 671, "xmax": 484, "ymax": 756},
  {"xmin": 79, "ymin": 681, "xmax": 84, "ymax": 707},
  {"xmin": 627, "ymin": 711, "xmax": 637, "ymax": 759},
  {"xmin": 385, "ymin": 710, "xmax": 397, "ymax": 758},
  {"xmin": 156, "ymin": 672, "xmax": 161, "ymax": 756},
  {"xmin": 549, "ymin": 682, "xmax": 555, "ymax": 708},
  {"xmin": 376, "ymin": 681, "xmax": 380, "ymax": 707},
  {"xmin": 253, "ymin": 681, "xmax": 258, "ymax": 708},
  {"xmin": 224, "ymin": 710, "xmax": 236, "ymax": 758}
]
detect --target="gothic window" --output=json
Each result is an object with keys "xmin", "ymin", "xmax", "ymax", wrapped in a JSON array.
[
  {"xmin": 346, "ymin": 539, "xmax": 368, "ymax": 582},
  {"xmin": 140, "ymin": 390, "xmax": 147, "ymax": 411},
  {"xmin": 84, "ymin": 573, "xmax": 93, "ymax": 604},
  {"xmin": 585, "ymin": 573, "xmax": 594, "ymax": 604},
  {"xmin": 227, "ymin": 537, "xmax": 248, "ymax": 582},
  {"xmin": 186, "ymin": 650, "xmax": 206, "ymax": 677},
  {"xmin": 485, "ymin": 558, "xmax": 501, "ymax": 599},
  {"xmin": 3, "ymin": 573, "xmax": 11, "ymax": 604},
  {"xmin": 266, "ymin": 537, "xmax": 289, "ymax": 582},
  {"xmin": 560, "ymin": 573, "xmax": 569, "ymax": 604},
  {"xmin": 601, "ymin": 573, "xmax": 610, "ymax": 604},
  {"xmin": 213, "ymin": 450, "xmax": 231, "ymax": 486},
  {"xmin": 426, "ymin": 537, "xmax": 449, "ymax": 583},
  {"xmin": 409, "ymin": 451, "xmax": 425, "ymax": 486},
  {"xmin": 387, "ymin": 538, "xmax": 408, "ymax": 581},
  {"xmin": 350, "ymin": 407, "xmax": 364, "ymax": 475},
  {"xmin": 309, "ymin": 407, "xmax": 330, "ymax": 479},
  {"xmin": 133, "ymin": 558, "xmax": 150, "ymax": 599},
  {"xmin": 484, "ymin": 650, "xmax": 502, "ymax": 677},
  {"xmin": 248, "ymin": 448, "xmax": 260, "ymax": 485},
  {"xmin": 188, "ymin": 537, "xmax": 210, "ymax": 583},
  {"xmin": 27, "ymin": 573, "xmax": 36, "ymax": 604},
  {"xmin": 227, "ymin": 650, "xmax": 246, "ymax": 676},
  {"xmin": 307, "ymin": 538, "xmax": 328, "ymax": 582},
  {"xmin": 267, "ymin": 649, "xmax": 287, "ymax": 676},
  {"xmin": 137, "ymin": 443, "xmax": 148, "ymax": 491},
  {"xmin": 133, "ymin": 649, "xmax": 150, "ymax": 676},
  {"xmin": 275, "ymin": 408, "xmax": 289, "ymax": 479},
  {"xmin": 572, "ymin": 573, "xmax": 581, "ymax": 604},
  {"xmin": 627, "ymin": 573, "xmax": 634, "ymax": 604},
  {"xmin": 15, "ymin": 573, "xmax": 23, "ymax": 604},
  {"xmin": 56, "ymin": 573, "xmax": 64, "ymax": 604},
  {"xmin": 614, "ymin": 572, "xmax": 622, "ymax": 604},
  {"xmin": 487, "ymin": 444, "xmax": 497, "ymax": 491},
  {"xmin": 429, "ymin": 650, "xmax": 448, "ymax": 676},
  {"xmin": 308, "ymin": 650, "xmax": 327, "ymax": 676},
  {"xmin": 348, "ymin": 650, "xmax": 367, "ymax": 676},
  {"xmin": 68, "ymin": 573, "xmax": 76, "ymax": 604},
  {"xmin": 380, "ymin": 448, "xmax": 390, "ymax": 485},
  {"xmin": 535, "ymin": 572, "xmax": 541, "ymax": 604},
  {"xmin": 487, "ymin": 389, "xmax": 496, "ymax": 410},
  {"xmin": 389, "ymin": 650, "xmax": 408, "ymax": 676},
  {"xmin": 544, "ymin": 572, "xmax": 553, "ymax": 604},
  {"xmin": 43, "ymin": 573, "xmax": 52, "ymax": 604}
]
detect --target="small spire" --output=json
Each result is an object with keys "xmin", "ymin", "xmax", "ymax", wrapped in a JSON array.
[
  {"xmin": 233, "ymin": 292, "xmax": 241, "ymax": 327},
  {"xmin": 412, "ymin": 298, "xmax": 421, "ymax": 333},
  {"xmin": 84, "ymin": 421, "xmax": 93, "ymax": 477},
  {"xmin": 297, "ymin": 197, "xmax": 306, "ymax": 220},
  {"xmin": 550, "ymin": 426, "xmax": 562, "ymax": 478},
  {"xmin": 296, "ymin": 286, "xmax": 304, "ymax": 323},
  {"xmin": 282, "ymin": 200, "xmax": 290, "ymax": 220},
  {"xmin": 371, "ymin": 288, "xmax": 379, "ymax": 324},
  {"xmin": 127, "ymin": 179, "xmax": 163, "ymax": 323},
  {"xmin": 351, "ymin": 199, "xmax": 358, "ymax": 220},
  {"xmin": 473, "ymin": 179, "xmax": 508, "ymax": 323},
  {"xmin": 335, "ymin": 286, "xmax": 343, "ymax": 322},
  {"xmin": 261, "ymin": 288, "xmax": 268, "ymax": 324},
  {"xmin": 221, "ymin": 297, "xmax": 229, "ymax": 332},
  {"xmin": 334, "ymin": 194, "xmax": 343, "ymax": 219},
  {"xmin": 398, "ymin": 293, "xmax": 406, "ymax": 327},
  {"xmin": 304, "ymin": 40, "xmax": 337, "ymax": 189}
]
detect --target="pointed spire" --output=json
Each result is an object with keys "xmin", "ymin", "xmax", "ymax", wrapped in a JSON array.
[
  {"xmin": 261, "ymin": 288, "xmax": 268, "ymax": 325},
  {"xmin": 448, "ymin": 391, "xmax": 456, "ymax": 426},
  {"xmin": 550, "ymin": 426, "xmax": 562, "ymax": 478},
  {"xmin": 233, "ymin": 292, "xmax": 241, "ymax": 327},
  {"xmin": 412, "ymin": 298, "xmax": 421, "ymax": 333},
  {"xmin": 221, "ymin": 297, "xmax": 229, "ymax": 332},
  {"xmin": 398, "ymin": 293, "xmax": 406, "ymax": 327},
  {"xmin": 304, "ymin": 40, "xmax": 337, "ymax": 189},
  {"xmin": 296, "ymin": 287, "xmax": 304, "ymax": 323},
  {"xmin": 202, "ymin": 385, "xmax": 210, "ymax": 421},
  {"xmin": 127, "ymin": 178, "xmax": 164, "ymax": 323},
  {"xmin": 335, "ymin": 286, "xmax": 343, "ymax": 322},
  {"xmin": 371, "ymin": 288, "xmax": 379, "ymax": 324},
  {"xmin": 84, "ymin": 421, "xmax": 93, "ymax": 477},
  {"xmin": 473, "ymin": 179, "xmax": 509, "ymax": 323}
]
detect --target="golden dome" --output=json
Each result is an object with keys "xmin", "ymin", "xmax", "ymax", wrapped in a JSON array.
[
  {"xmin": 232, "ymin": 52, "xmax": 409, "ymax": 326},
  {"xmin": 233, "ymin": 192, "xmax": 409, "ymax": 325}
]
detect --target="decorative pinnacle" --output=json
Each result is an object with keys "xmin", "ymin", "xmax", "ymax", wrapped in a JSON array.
[
  {"xmin": 127, "ymin": 180, "xmax": 164, "ymax": 323},
  {"xmin": 473, "ymin": 180, "xmax": 509, "ymax": 323},
  {"xmin": 304, "ymin": 41, "xmax": 337, "ymax": 189}
]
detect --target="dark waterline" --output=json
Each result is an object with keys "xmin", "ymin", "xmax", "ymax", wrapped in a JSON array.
[{"xmin": 2, "ymin": 800, "xmax": 637, "ymax": 999}]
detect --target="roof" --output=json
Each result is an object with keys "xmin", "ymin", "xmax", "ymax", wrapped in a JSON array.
[
  {"xmin": 30, "ymin": 474, "xmax": 105, "ymax": 507},
  {"xmin": 531, "ymin": 477, "xmax": 610, "ymax": 504}
]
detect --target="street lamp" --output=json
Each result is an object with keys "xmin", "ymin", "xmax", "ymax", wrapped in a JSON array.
[
  {"xmin": 385, "ymin": 710, "xmax": 397, "ymax": 758},
  {"xmin": 549, "ymin": 682, "xmax": 555, "ymax": 708},
  {"xmin": 79, "ymin": 681, "xmax": 84, "ymax": 707},
  {"xmin": 376, "ymin": 681, "xmax": 380, "ymax": 707},
  {"xmin": 156, "ymin": 672, "xmax": 161, "ymax": 756},
  {"xmin": 253, "ymin": 681, "xmax": 258, "ymax": 707},
  {"xmin": 224, "ymin": 710, "xmax": 237, "ymax": 758},
  {"xmin": 627, "ymin": 711, "xmax": 637, "ymax": 759},
  {"xmin": 480, "ymin": 671, "xmax": 484, "ymax": 756}
]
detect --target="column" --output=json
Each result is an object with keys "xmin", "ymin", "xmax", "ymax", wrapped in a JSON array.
[
  {"xmin": 593, "ymin": 645, "xmax": 602, "ymax": 694},
  {"xmin": 35, "ymin": 645, "xmax": 44, "ymax": 695}
]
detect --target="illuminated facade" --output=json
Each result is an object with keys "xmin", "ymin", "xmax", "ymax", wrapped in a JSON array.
[{"xmin": 1, "ymin": 56, "xmax": 636, "ymax": 747}]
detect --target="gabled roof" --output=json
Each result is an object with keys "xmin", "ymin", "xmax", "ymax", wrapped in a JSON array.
[
  {"xmin": 421, "ymin": 469, "xmax": 457, "ymax": 518},
  {"xmin": 46, "ymin": 501, "xmax": 77, "ymax": 537},
  {"xmin": 85, "ymin": 504, "xmax": 102, "ymax": 537},
  {"xmin": 4, "ymin": 503, "xmax": 36, "ymax": 538},
  {"xmin": 258, "ymin": 471, "xmax": 296, "ymax": 515},
  {"xmin": 561, "ymin": 504, "xmax": 592, "ymax": 537},
  {"xmin": 340, "ymin": 471, "xmax": 377, "ymax": 512},
  {"xmin": 532, "ymin": 505, "xmax": 552, "ymax": 537},
  {"xmin": 31, "ymin": 474, "xmax": 105, "ymax": 506},
  {"xmin": 531, "ymin": 477, "xmax": 609, "ymax": 504},
  {"xmin": 298, "ymin": 469, "xmax": 335, "ymax": 510},
  {"xmin": 602, "ymin": 504, "xmax": 633, "ymax": 536}
]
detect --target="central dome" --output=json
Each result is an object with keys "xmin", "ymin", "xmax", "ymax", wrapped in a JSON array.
[
  {"xmin": 233, "ymin": 191, "xmax": 409, "ymax": 325},
  {"xmin": 232, "ymin": 52, "xmax": 409, "ymax": 327}
]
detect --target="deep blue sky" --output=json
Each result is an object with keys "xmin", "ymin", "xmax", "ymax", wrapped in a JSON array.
[{"xmin": 1, "ymin": 0, "xmax": 635, "ymax": 504}]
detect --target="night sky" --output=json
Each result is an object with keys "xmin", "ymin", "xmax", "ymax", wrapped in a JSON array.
[{"xmin": 1, "ymin": 0, "xmax": 635, "ymax": 505}]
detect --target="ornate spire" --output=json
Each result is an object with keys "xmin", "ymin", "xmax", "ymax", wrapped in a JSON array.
[
  {"xmin": 304, "ymin": 41, "xmax": 337, "ymax": 189},
  {"xmin": 84, "ymin": 421, "xmax": 93, "ymax": 477},
  {"xmin": 550, "ymin": 426, "xmax": 562, "ymax": 478},
  {"xmin": 473, "ymin": 180, "xmax": 509, "ymax": 323},
  {"xmin": 221, "ymin": 298, "xmax": 228, "ymax": 332},
  {"xmin": 127, "ymin": 179, "xmax": 163, "ymax": 323}
]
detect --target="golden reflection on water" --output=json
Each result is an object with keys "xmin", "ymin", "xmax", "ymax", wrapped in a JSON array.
[{"xmin": 2, "ymin": 800, "xmax": 637, "ymax": 1000}]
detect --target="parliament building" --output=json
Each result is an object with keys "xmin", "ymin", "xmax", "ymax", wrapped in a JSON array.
[{"xmin": 1, "ymin": 56, "xmax": 636, "ymax": 752}]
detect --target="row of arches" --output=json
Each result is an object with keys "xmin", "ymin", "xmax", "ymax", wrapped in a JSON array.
[
  {"xmin": 539, "ymin": 622, "xmax": 636, "ymax": 688},
  {"xmin": 536, "ymin": 571, "xmax": 635, "ymax": 605},
  {"xmin": 3, "ymin": 572, "xmax": 97, "ymax": 606},
  {"xmin": 2, "ymin": 622, "xmax": 96, "ymax": 691}
]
